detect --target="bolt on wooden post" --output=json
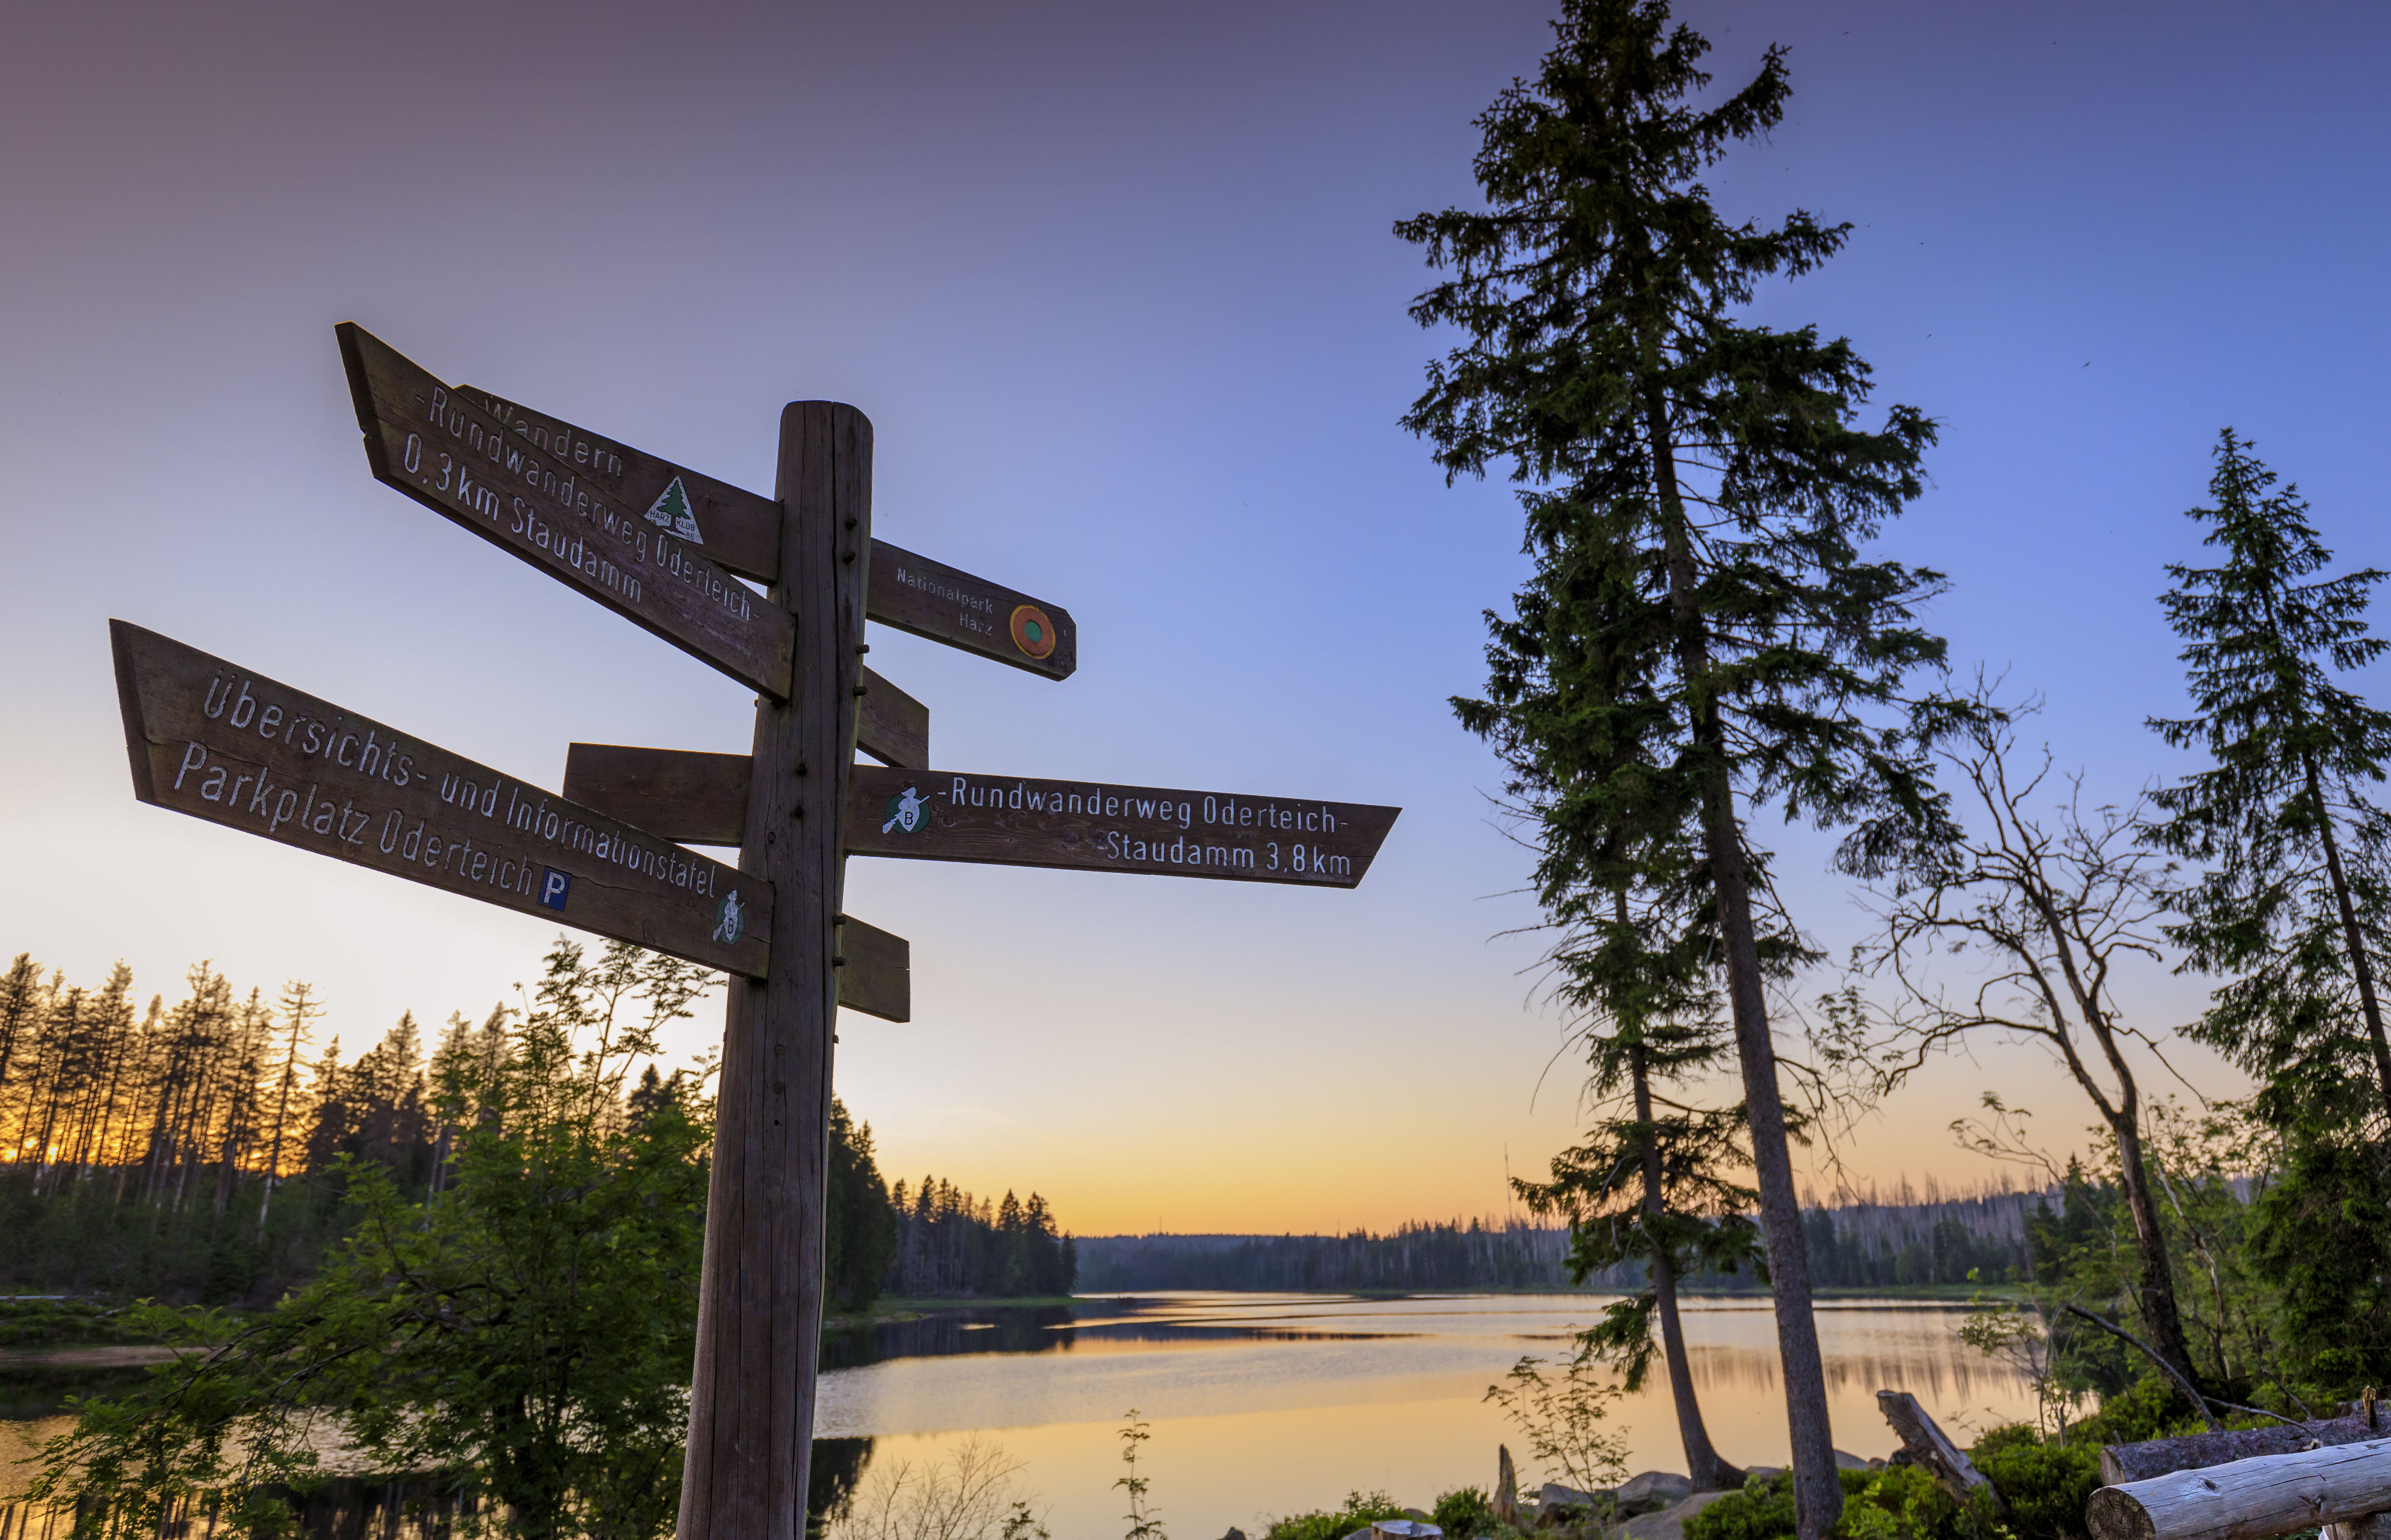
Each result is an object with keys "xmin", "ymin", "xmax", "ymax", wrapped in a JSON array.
[{"xmin": 679, "ymin": 403, "xmax": 871, "ymax": 1537}]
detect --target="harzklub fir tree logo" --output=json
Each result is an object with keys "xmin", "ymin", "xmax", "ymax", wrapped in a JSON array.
[{"xmin": 644, "ymin": 477, "xmax": 705, "ymax": 543}]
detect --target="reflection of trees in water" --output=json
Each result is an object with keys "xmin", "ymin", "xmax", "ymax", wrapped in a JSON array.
[
  {"xmin": 811, "ymin": 1437, "xmax": 876, "ymax": 1532},
  {"xmin": 1680, "ymin": 1344, "xmax": 2031, "ymax": 1402},
  {"xmin": 821, "ymin": 1307, "xmax": 1077, "ymax": 1370},
  {"xmin": 817, "ymin": 1302, "xmax": 1396, "ymax": 1374}
]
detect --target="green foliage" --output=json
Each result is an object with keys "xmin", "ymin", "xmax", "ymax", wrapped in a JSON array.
[
  {"xmin": 1970, "ymin": 1426, "xmax": 2100, "ymax": 1540},
  {"xmin": 2248, "ymin": 1118, "xmax": 2391, "ymax": 1394},
  {"xmin": 1433, "ymin": 1486, "xmax": 1503, "ymax": 1540},
  {"xmin": 28, "ymin": 938, "xmax": 716, "ymax": 1540},
  {"xmin": 2061, "ymin": 1376, "xmax": 2206, "ymax": 1448},
  {"xmin": 1116, "ymin": 1410, "xmax": 1166, "ymax": 1540},
  {"xmin": 1483, "ymin": 1342, "xmax": 1629, "ymax": 1495},
  {"xmin": 1834, "ymin": 1468, "xmax": 1965, "ymax": 1540},
  {"xmin": 1687, "ymin": 1468, "xmax": 1980, "ymax": 1540},
  {"xmin": 1405, "ymin": 5, "xmax": 1960, "ymax": 1520},
  {"xmin": 1685, "ymin": 1470, "xmax": 1801, "ymax": 1540},
  {"xmin": 0, "ymin": 1298, "xmax": 168, "ymax": 1347},
  {"xmin": 1263, "ymin": 1491, "xmax": 1411, "ymax": 1540},
  {"xmin": 2145, "ymin": 428, "xmax": 2391, "ymax": 1110},
  {"xmin": 828, "ymin": 1096, "xmax": 899, "ymax": 1311}
]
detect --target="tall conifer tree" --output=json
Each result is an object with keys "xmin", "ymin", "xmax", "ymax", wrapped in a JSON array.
[
  {"xmin": 1402, "ymin": 5, "xmax": 1950, "ymax": 1529},
  {"xmin": 2146, "ymin": 430, "xmax": 2391, "ymax": 1113}
]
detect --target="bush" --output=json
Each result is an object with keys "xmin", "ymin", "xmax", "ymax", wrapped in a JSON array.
[
  {"xmin": 2066, "ymin": 1376, "xmax": 2205, "ymax": 1447},
  {"xmin": 1684, "ymin": 1467, "xmax": 1985, "ymax": 1540},
  {"xmin": 1684, "ymin": 1471, "xmax": 1797, "ymax": 1540},
  {"xmin": 1835, "ymin": 1467, "xmax": 1966, "ymax": 1540},
  {"xmin": 1434, "ymin": 1487, "xmax": 1502, "ymax": 1539},
  {"xmin": 1971, "ymin": 1425, "xmax": 2102, "ymax": 1540},
  {"xmin": 1265, "ymin": 1491, "xmax": 1413, "ymax": 1540},
  {"xmin": 0, "ymin": 1299, "xmax": 165, "ymax": 1348}
]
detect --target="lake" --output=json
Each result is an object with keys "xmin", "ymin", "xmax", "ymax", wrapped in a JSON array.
[
  {"xmin": 815, "ymin": 1293, "xmax": 2036, "ymax": 1538},
  {"xmin": 0, "ymin": 1293, "xmax": 2033, "ymax": 1535}
]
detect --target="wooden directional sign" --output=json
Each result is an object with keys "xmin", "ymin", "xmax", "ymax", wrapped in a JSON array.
[
  {"xmin": 833, "ymin": 916, "xmax": 910, "ymax": 1024},
  {"xmin": 855, "ymin": 666, "xmax": 929, "ymax": 768},
  {"xmin": 563, "ymin": 743, "xmax": 752, "ymax": 846},
  {"xmin": 845, "ymin": 766, "xmax": 1398, "ymax": 886},
  {"xmin": 868, "ymin": 540, "xmax": 1076, "ymax": 680},
  {"xmin": 457, "ymin": 382, "xmax": 779, "ymax": 581},
  {"xmin": 111, "ymin": 621, "xmax": 770, "ymax": 978},
  {"xmin": 338, "ymin": 324, "xmax": 796, "ymax": 698}
]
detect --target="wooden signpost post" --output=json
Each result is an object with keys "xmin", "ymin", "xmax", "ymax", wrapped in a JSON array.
[{"xmin": 108, "ymin": 323, "xmax": 1399, "ymax": 1539}]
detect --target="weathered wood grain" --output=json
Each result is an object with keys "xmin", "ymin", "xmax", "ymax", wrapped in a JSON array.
[
  {"xmin": 856, "ymin": 665, "xmax": 929, "ymax": 768},
  {"xmin": 557, "ymin": 748, "xmax": 904, "ymax": 1021},
  {"xmin": 680, "ymin": 403, "xmax": 871, "ymax": 1539},
  {"xmin": 845, "ymin": 765, "xmax": 1399, "ymax": 887},
  {"xmin": 2086, "ymin": 1438, "xmax": 2391, "ymax": 1540},
  {"xmin": 565, "ymin": 744, "xmax": 751, "ymax": 846},
  {"xmin": 834, "ymin": 915, "xmax": 909, "ymax": 1023},
  {"xmin": 457, "ymin": 382, "xmax": 780, "ymax": 582},
  {"xmin": 2105, "ymin": 1415, "xmax": 2388, "ymax": 1487},
  {"xmin": 111, "ymin": 621, "xmax": 768, "ymax": 978},
  {"xmin": 1879, "ymin": 1391, "xmax": 2005, "ymax": 1513},
  {"xmin": 562, "ymin": 668, "xmax": 921, "ymax": 845},
  {"xmin": 337, "ymin": 324, "xmax": 794, "ymax": 697},
  {"xmin": 866, "ymin": 539, "xmax": 1076, "ymax": 680}
]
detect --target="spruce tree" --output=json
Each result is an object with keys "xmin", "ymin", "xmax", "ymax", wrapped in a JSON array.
[
  {"xmin": 1456, "ymin": 493, "xmax": 1773, "ymax": 1489},
  {"xmin": 1403, "ymin": 5, "xmax": 1949, "ymax": 1529},
  {"xmin": 2146, "ymin": 430, "xmax": 2391, "ymax": 1114}
]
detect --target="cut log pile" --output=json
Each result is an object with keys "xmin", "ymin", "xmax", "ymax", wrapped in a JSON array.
[{"xmin": 2089, "ymin": 1403, "xmax": 2391, "ymax": 1540}]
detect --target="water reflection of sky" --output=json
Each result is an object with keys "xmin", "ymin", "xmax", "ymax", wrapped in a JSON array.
[{"xmin": 817, "ymin": 1294, "xmax": 2039, "ymax": 1539}]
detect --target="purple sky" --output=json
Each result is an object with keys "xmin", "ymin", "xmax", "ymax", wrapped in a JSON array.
[{"xmin": 5, "ymin": 0, "xmax": 2386, "ymax": 1231}]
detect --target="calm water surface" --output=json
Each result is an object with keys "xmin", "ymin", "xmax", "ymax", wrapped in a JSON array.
[
  {"xmin": 0, "ymin": 1294, "xmax": 2033, "ymax": 1533},
  {"xmin": 818, "ymin": 1293, "xmax": 2036, "ymax": 1538}
]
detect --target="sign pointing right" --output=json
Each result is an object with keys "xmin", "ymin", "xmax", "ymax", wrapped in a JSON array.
[{"xmin": 845, "ymin": 766, "xmax": 1398, "ymax": 886}]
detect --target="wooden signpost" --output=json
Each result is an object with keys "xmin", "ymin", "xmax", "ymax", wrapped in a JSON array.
[
  {"xmin": 110, "ymin": 323, "xmax": 1398, "ymax": 1539},
  {"xmin": 111, "ymin": 622, "xmax": 768, "ymax": 978}
]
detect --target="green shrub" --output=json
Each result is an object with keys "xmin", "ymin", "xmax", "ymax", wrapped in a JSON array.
[
  {"xmin": 1265, "ymin": 1490, "xmax": 1413, "ymax": 1540},
  {"xmin": 1684, "ymin": 1467, "xmax": 1987, "ymax": 1540},
  {"xmin": 1434, "ymin": 1487, "xmax": 1502, "ymax": 1539},
  {"xmin": 1972, "ymin": 1425, "xmax": 2102, "ymax": 1540},
  {"xmin": 1684, "ymin": 1471, "xmax": 1797, "ymax": 1540},
  {"xmin": 0, "ymin": 1299, "xmax": 164, "ymax": 1347},
  {"xmin": 1835, "ymin": 1466, "xmax": 1967, "ymax": 1540},
  {"xmin": 2068, "ymin": 1376, "xmax": 2204, "ymax": 1447}
]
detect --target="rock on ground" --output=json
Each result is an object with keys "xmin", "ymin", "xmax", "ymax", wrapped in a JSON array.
[
  {"xmin": 1623, "ymin": 1491, "xmax": 1739, "ymax": 1540},
  {"xmin": 1618, "ymin": 1472, "xmax": 1696, "ymax": 1515}
]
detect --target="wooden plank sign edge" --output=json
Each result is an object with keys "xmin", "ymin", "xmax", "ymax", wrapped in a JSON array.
[
  {"xmin": 833, "ymin": 916, "xmax": 909, "ymax": 1023},
  {"xmin": 336, "ymin": 322, "xmax": 796, "ymax": 699},
  {"xmin": 563, "ymin": 743, "xmax": 750, "ymax": 847},
  {"xmin": 111, "ymin": 620, "xmax": 771, "ymax": 978},
  {"xmin": 867, "ymin": 539, "xmax": 1077, "ymax": 681}
]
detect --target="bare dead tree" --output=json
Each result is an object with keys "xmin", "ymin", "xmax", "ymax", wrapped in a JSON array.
[{"xmin": 1840, "ymin": 710, "xmax": 2205, "ymax": 1390}]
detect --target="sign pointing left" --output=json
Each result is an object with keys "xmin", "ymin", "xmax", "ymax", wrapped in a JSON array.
[
  {"xmin": 110, "ymin": 620, "xmax": 770, "ymax": 978},
  {"xmin": 338, "ymin": 324, "xmax": 796, "ymax": 698}
]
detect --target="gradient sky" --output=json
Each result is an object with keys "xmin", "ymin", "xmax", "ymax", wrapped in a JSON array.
[{"xmin": 5, "ymin": 0, "xmax": 2388, "ymax": 1236}]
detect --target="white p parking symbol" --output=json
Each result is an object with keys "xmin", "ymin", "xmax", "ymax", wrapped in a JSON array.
[{"xmin": 538, "ymin": 868, "xmax": 571, "ymax": 911}]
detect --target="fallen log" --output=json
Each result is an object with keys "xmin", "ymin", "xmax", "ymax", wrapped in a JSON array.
[
  {"xmin": 2103, "ymin": 1413, "xmax": 2384, "ymax": 1486},
  {"xmin": 1878, "ymin": 1391, "xmax": 2008, "ymax": 1516},
  {"xmin": 2085, "ymin": 1436, "xmax": 2391, "ymax": 1540}
]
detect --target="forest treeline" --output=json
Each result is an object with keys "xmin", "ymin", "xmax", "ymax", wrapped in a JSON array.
[
  {"xmin": 0, "ymin": 948, "xmax": 1070, "ymax": 1307},
  {"xmin": 1073, "ymin": 1181, "xmax": 2048, "ymax": 1294}
]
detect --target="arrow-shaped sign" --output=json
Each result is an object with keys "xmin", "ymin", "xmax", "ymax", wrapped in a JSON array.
[
  {"xmin": 339, "ymin": 324, "xmax": 797, "ymax": 698},
  {"xmin": 111, "ymin": 621, "xmax": 769, "ymax": 978},
  {"xmin": 845, "ymin": 766, "xmax": 1398, "ymax": 887}
]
